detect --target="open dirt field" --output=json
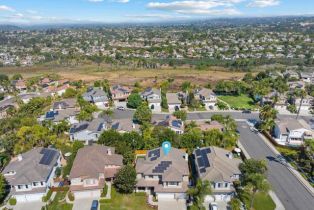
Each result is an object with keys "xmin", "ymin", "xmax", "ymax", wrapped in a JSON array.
[{"xmin": 0, "ymin": 64, "xmax": 246, "ymax": 88}]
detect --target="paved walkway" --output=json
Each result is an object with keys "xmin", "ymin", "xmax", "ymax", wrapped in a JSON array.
[{"xmin": 105, "ymin": 182, "xmax": 111, "ymax": 199}]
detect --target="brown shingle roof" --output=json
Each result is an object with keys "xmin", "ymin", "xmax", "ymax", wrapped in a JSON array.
[{"xmin": 69, "ymin": 145, "xmax": 123, "ymax": 179}]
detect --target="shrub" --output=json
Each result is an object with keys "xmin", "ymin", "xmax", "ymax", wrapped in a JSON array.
[
  {"xmin": 134, "ymin": 192, "xmax": 146, "ymax": 196},
  {"xmin": 42, "ymin": 189, "xmax": 53, "ymax": 202},
  {"xmin": 99, "ymin": 198, "xmax": 111, "ymax": 204},
  {"xmin": 68, "ymin": 191, "xmax": 75, "ymax": 201},
  {"xmin": 101, "ymin": 183, "xmax": 108, "ymax": 197},
  {"xmin": 9, "ymin": 198, "xmax": 17, "ymax": 206}
]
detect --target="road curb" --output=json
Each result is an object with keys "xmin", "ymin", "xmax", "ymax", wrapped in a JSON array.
[
  {"xmin": 258, "ymin": 133, "xmax": 314, "ymax": 197},
  {"xmin": 237, "ymin": 140, "xmax": 286, "ymax": 210}
]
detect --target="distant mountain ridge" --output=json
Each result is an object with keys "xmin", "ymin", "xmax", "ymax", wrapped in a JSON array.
[{"xmin": 0, "ymin": 25, "xmax": 21, "ymax": 31}]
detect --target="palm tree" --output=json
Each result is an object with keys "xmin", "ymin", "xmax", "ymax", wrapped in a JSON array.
[
  {"xmin": 246, "ymin": 173, "xmax": 271, "ymax": 209},
  {"xmin": 187, "ymin": 179, "xmax": 212, "ymax": 209},
  {"xmin": 295, "ymin": 89, "xmax": 307, "ymax": 119}
]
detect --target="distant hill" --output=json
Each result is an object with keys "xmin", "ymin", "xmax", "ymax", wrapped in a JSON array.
[{"xmin": 0, "ymin": 25, "xmax": 21, "ymax": 31}]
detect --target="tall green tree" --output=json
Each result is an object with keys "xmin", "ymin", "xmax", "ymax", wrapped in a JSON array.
[
  {"xmin": 188, "ymin": 179, "xmax": 212, "ymax": 210},
  {"xmin": 133, "ymin": 103, "xmax": 152, "ymax": 124},
  {"xmin": 114, "ymin": 165, "xmax": 137, "ymax": 194},
  {"xmin": 127, "ymin": 93, "xmax": 142, "ymax": 109}
]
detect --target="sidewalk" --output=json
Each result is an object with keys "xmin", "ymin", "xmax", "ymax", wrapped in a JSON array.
[
  {"xmin": 258, "ymin": 132, "xmax": 314, "ymax": 197},
  {"xmin": 237, "ymin": 139, "xmax": 286, "ymax": 210}
]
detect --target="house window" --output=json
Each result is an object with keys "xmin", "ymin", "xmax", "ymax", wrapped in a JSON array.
[
  {"xmin": 33, "ymin": 182, "xmax": 39, "ymax": 186},
  {"xmin": 217, "ymin": 183, "xmax": 222, "ymax": 188},
  {"xmin": 41, "ymin": 182, "xmax": 44, "ymax": 186},
  {"xmin": 17, "ymin": 185, "xmax": 22, "ymax": 189},
  {"xmin": 85, "ymin": 179, "xmax": 96, "ymax": 185},
  {"xmin": 168, "ymin": 182, "xmax": 178, "ymax": 186},
  {"xmin": 148, "ymin": 175, "xmax": 153, "ymax": 179},
  {"xmin": 25, "ymin": 185, "xmax": 29, "ymax": 189},
  {"xmin": 224, "ymin": 183, "xmax": 228, "ymax": 188}
]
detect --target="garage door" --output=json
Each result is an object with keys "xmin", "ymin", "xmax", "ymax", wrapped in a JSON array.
[
  {"xmin": 157, "ymin": 193, "xmax": 175, "ymax": 200},
  {"xmin": 15, "ymin": 193, "xmax": 44, "ymax": 202},
  {"xmin": 74, "ymin": 190, "xmax": 101, "ymax": 199}
]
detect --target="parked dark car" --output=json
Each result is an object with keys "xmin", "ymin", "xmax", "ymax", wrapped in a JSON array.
[
  {"xmin": 91, "ymin": 200, "xmax": 99, "ymax": 210},
  {"xmin": 242, "ymin": 109, "xmax": 251, "ymax": 114}
]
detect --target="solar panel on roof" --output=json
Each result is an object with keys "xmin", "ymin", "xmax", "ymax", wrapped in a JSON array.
[
  {"xmin": 197, "ymin": 157, "xmax": 204, "ymax": 168},
  {"xmin": 46, "ymin": 111, "xmax": 56, "ymax": 119},
  {"xmin": 148, "ymin": 148, "xmax": 160, "ymax": 160},
  {"xmin": 152, "ymin": 161, "xmax": 172, "ymax": 173},
  {"xmin": 201, "ymin": 149, "xmax": 210, "ymax": 167},
  {"xmin": 195, "ymin": 149, "xmax": 201, "ymax": 156},
  {"xmin": 39, "ymin": 149, "xmax": 57, "ymax": 165}
]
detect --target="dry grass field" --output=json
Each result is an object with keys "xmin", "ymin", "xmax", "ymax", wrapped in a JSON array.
[{"xmin": 0, "ymin": 64, "xmax": 247, "ymax": 88}]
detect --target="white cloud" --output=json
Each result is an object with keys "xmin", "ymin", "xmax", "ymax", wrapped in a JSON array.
[
  {"xmin": 248, "ymin": 0, "xmax": 280, "ymax": 8},
  {"xmin": 0, "ymin": 5, "xmax": 15, "ymax": 12},
  {"xmin": 177, "ymin": 8, "xmax": 242, "ymax": 15},
  {"xmin": 88, "ymin": 0, "xmax": 104, "ymax": 2},
  {"xmin": 147, "ymin": 0, "xmax": 244, "ymax": 16}
]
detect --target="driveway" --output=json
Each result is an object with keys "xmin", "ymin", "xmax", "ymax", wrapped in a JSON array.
[
  {"xmin": 12, "ymin": 201, "xmax": 44, "ymax": 210},
  {"xmin": 73, "ymin": 198, "xmax": 97, "ymax": 210},
  {"xmin": 158, "ymin": 199, "xmax": 186, "ymax": 210}
]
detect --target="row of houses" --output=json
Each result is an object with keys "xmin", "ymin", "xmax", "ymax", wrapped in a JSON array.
[{"xmin": 2, "ymin": 144, "xmax": 242, "ymax": 205}]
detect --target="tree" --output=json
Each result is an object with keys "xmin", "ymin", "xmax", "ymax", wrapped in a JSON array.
[
  {"xmin": 98, "ymin": 129, "xmax": 122, "ymax": 146},
  {"xmin": 11, "ymin": 74, "xmax": 23, "ymax": 81},
  {"xmin": 173, "ymin": 110, "xmax": 187, "ymax": 121},
  {"xmin": 127, "ymin": 93, "xmax": 142, "ymax": 109},
  {"xmin": 0, "ymin": 174, "xmax": 6, "ymax": 202},
  {"xmin": 246, "ymin": 173, "xmax": 271, "ymax": 209},
  {"xmin": 114, "ymin": 165, "xmax": 137, "ymax": 194},
  {"xmin": 229, "ymin": 198, "xmax": 241, "ymax": 210},
  {"xmin": 188, "ymin": 179, "xmax": 212, "ymax": 209},
  {"xmin": 133, "ymin": 103, "xmax": 152, "ymax": 124},
  {"xmin": 62, "ymin": 88, "xmax": 78, "ymax": 98},
  {"xmin": 259, "ymin": 105, "xmax": 277, "ymax": 131},
  {"xmin": 239, "ymin": 159, "xmax": 268, "ymax": 180}
]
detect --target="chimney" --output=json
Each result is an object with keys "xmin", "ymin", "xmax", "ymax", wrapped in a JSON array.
[
  {"xmin": 107, "ymin": 148, "xmax": 112, "ymax": 156},
  {"xmin": 17, "ymin": 154, "xmax": 23, "ymax": 161}
]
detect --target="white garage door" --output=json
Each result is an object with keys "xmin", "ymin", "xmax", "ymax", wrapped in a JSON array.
[
  {"xmin": 74, "ymin": 190, "xmax": 101, "ymax": 199},
  {"xmin": 15, "ymin": 193, "xmax": 44, "ymax": 202},
  {"xmin": 157, "ymin": 193, "xmax": 175, "ymax": 200}
]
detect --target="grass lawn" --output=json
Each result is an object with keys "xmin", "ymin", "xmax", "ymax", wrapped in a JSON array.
[
  {"xmin": 100, "ymin": 188, "xmax": 154, "ymax": 210},
  {"xmin": 253, "ymin": 192, "xmax": 276, "ymax": 210},
  {"xmin": 46, "ymin": 191, "xmax": 73, "ymax": 210},
  {"xmin": 218, "ymin": 94, "xmax": 256, "ymax": 110}
]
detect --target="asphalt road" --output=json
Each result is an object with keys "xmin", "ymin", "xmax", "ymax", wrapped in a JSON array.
[{"xmin": 237, "ymin": 122, "xmax": 314, "ymax": 210}]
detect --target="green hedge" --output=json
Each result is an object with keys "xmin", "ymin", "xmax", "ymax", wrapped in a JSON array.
[
  {"xmin": 68, "ymin": 192, "xmax": 75, "ymax": 202},
  {"xmin": 9, "ymin": 198, "xmax": 17, "ymax": 206},
  {"xmin": 42, "ymin": 189, "xmax": 53, "ymax": 202},
  {"xmin": 99, "ymin": 198, "xmax": 111, "ymax": 203},
  {"xmin": 101, "ymin": 183, "xmax": 108, "ymax": 197},
  {"xmin": 134, "ymin": 192, "xmax": 146, "ymax": 196}
]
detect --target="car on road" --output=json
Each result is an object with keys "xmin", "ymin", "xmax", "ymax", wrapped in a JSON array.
[
  {"xmin": 91, "ymin": 200, "xmax": 99, "ymax": 210},
  {"xmin": 117, "ymin": 106, "xmax": 125, "ymax": 111},
  {"xmin": 242, "ymin": 109, "xmax": 251, "ymax": 114},
  {"xmin": 276, "ymin": 155, "xmax": 288, "ymax": 165},
  {"xmin": 250, "ymin": 126, "xmax": 259, "ymax": 133},
  {"xmin": 209, "ymin": 202, "xmax": 218, "ymax": 210}
]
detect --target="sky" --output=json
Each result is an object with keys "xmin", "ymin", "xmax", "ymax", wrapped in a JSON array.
[{"xmin": 0, "ymin": 0, "xmax": 313, "ymax": 24}]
